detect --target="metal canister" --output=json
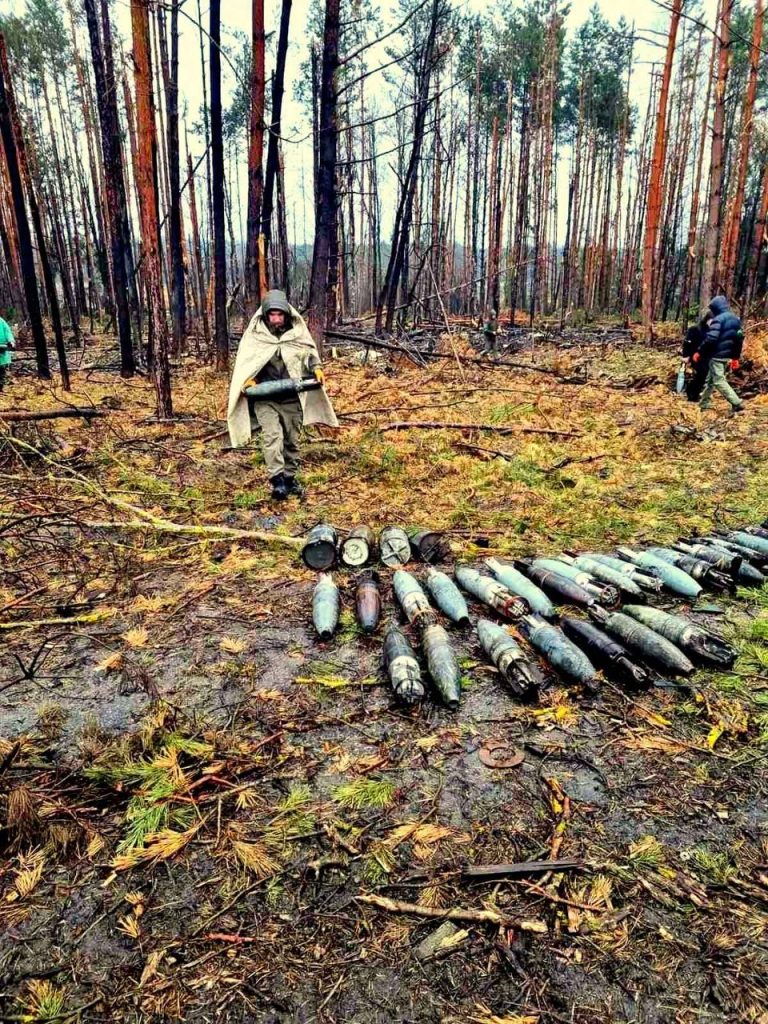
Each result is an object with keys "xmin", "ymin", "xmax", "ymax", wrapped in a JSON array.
[
  {"xmin": 379, "ymin": 526, "xmax": 411, "ymax": 567},
  {"xmin": 409, "ymin": 529, "xmax": 450, "ymax": 563},
  {"xmin": 301, "ymin": 523, "xmax": 338, "ymax": 570},
  {"xmin": 340, "ymin": 525, "xmax": 376, "ymax": 568}
]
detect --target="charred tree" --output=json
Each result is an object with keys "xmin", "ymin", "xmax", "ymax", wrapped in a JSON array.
[
  {"xmin": 262, "ymin": 0, "xmax": 293, "ymax": 285},
  {"xmin": 0, "ymin": 32, "xmax": 49, "ymax": 378},
  {"xmin": 210, "ymin": 0, "xmax": 228, "ymax": 370},
  {"xmin": 245, "ymin": 0, "xmax": 266, "ymax": 312},
  {"xmin": 84, "ymin": 0, "xmax": 135, "ymax": 376}
]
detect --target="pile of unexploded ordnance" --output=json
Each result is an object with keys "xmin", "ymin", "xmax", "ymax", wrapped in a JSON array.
[{"xmin": 299, "ymin": 521, "xmax": 768, "ymax": 710}]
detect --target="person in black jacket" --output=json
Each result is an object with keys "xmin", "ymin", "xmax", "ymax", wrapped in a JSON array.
[
  {"xmin": 682, "ymin": 313, "xmax": 711, "ymax": 402},
  {"xmin": 693, "ymin": 295, "xmax": 745, "ymax": 413}
]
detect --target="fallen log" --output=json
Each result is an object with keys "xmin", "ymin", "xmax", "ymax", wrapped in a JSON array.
[
  {"xmin": 404, "ymin": 857, "xmax": 584, "ymax": 882},
  {"xmin": 379, "ymin": 421, "xmax": 579, "ymax": 438},
  {"xmin": 0, "ymin": 407, "xmax": 106, "ymax": 423},
  {"xmin": 326, "ymin": 329, "xmax": 587, "ymax": 381}
]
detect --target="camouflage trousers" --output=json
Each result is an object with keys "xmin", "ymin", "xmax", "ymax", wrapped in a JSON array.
[
  {"xmin": 700, "ymin": 359, "xmax": 743, "ymax": 410},
  {"xmin": 253, "ymin": 399, "xmax": 303, "ymax": 478}
]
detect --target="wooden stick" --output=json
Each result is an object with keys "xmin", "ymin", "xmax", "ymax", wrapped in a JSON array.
[
  {"xmin": 81, "ymin": 518, "xmax": 303, "ymax": 548},
  {"xmin": 0, "ymin": 408, "xmax": 106, "ymax": 422},
  {"xmin": 454, "ymin": 442, "xmax": 515, "ymax": 460},
  {"xmin": 355, "ymin": 894, "xmax": 547, "ymax": 933},
  {"xmin": 379, "ymin": 421, "xmax": 578, "ymax": 437},
  {"xmin": 461, "ymin": 858, "xmax": 584, "ymax": 881}
]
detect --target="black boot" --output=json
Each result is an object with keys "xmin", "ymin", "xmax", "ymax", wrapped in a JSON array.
[
  {"xmin": 270, "ymin": 473, "xmax": 289, "ymax": 500},
  {"xmin": 283, "ymin": 475, "xmax": 304, "ymax": 499}
]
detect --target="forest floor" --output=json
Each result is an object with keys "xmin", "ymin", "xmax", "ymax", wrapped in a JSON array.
[{"xmin": 1, "ymin": 326, "xmax": 768, "ymax": 1024}]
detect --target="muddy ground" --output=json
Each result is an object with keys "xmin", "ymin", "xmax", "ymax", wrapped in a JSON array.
[{"xmin": 1, "ymin": 330, "xmax": 767, "ymax": 1024}]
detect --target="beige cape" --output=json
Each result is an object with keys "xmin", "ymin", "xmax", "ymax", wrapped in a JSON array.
[{"xmin": 226, "ymin": 305, "xmax": 338, "ymax": 447}]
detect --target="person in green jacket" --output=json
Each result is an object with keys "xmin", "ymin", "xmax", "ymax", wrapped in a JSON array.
[{"xmin": 0, "ymin": 316, "xmax": 15, "ymax": 391}]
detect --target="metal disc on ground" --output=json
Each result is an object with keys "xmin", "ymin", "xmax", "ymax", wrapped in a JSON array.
[{"xmin": 478, "ymin": 740, "xmax": 525, "ymax": 770}]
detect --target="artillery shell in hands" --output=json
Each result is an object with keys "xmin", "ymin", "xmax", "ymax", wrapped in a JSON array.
[
  {"xmin": 616, "ymin": 547, "xmax": 702, "ymax": 599},
  {"xmin": 454, "ymin": 564, "xmax": 527, "ymax": 620},
  {"xmin": 589, "ymin": 607, "xmax": 694, "ymax": 675},
  {"xmin": 476, "ymin": 618, "xmax": 542, "ymax": 698},
  {"xmin": 622, "ymin": 605, "xmax": 735, "ymax": 668},
  {"xmin": 424, "ymin": 568, "xmax": 470, "ymax": 626},
  {"xmin": 355, "ymin": 573, "xmax": 381, "ymax": 633},
  {"xmin": 422, "ymin": 623, "xmax": 461, "ymax": 709},
  {"xmin": 566, "ymin": 554, "xmax": 645, "ymax": 598},
  {"xmin": 383, "ymin": 627, "xmax": 425, "ymax": 704},
  {"xmin": 646, "ymin": 547, "xmax": 734, "ymax": 592},
  {"xmin": 582, "ymin": 553, "xmax": 663, "ymax": 592},
  {"xmin": 313, "ymin": 574, "xmax": 340, "ymax": 640},
  {"xmin": 515, "ymin": 559, "xmax": 597, "ymax": 609},
  {"xmin": 485, "ymin": 558, "xmax": 557, "ymax": 619},
  {"xmin": 393, "ymin": 570, "xmax": 435, "ymax": 627},
  {"xmin": 560, "ymin": 617, "xmax": 651, "ymax": 690},
  {"xmin": 516, "ymin": 614, "xmax": 597, "ymax": 686},
  {"xmin": 532, "ymin": 557, "xmax": 620, "ymax": 607}
]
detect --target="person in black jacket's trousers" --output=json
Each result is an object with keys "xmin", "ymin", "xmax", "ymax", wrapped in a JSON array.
[{"xmin": 692, "ymin": 296, "xmax": 745, "ymax": 413}]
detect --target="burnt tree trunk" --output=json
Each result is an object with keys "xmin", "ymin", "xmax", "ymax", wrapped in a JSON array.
[
  {"xmin": 245, "ymin": 0, "xmax": 266, "ymax": 313},
  {"xmin": 84, "ymin": 0, "xmax": 135, "ymax": 376},
  {"xmin": 210, "ymin": 0, "xmax": 228, "ymax": 370}
]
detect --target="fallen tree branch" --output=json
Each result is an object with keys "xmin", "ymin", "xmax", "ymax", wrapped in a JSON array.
[
  {"xmin": 461, "ymin": 858, "xmax": 584, "ymax": 881},
  {"xmin": 454, "ymin": 442, "xmax": 515, "ymax": 461},
  {"xmin": 379, "ymin": 421, "xmax": 579, "ymax": 438},
  {"xmin": 0, "ymin": 408, "xmax": 106, "ymax": 423},
  {"xmin": 4, "ymin": 436, "xmax": 302, "ymax": 551},
  {"xmin": 81, "ymin": 518, "xmax": 303, "ymax": 548},
  {"xmin": 355, "ymin": 893, "xmax": 547, "ymax": 933}
]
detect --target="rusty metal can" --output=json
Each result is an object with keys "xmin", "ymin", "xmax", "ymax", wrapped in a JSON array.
[
  {"xmin": 379, "ymin": 526, "xmax": 411, "ymax": 567},
  {"xmin": 340, "ymin": 525, "xmax": 376, "ymax": 568},
  {"xmin": 301, "ymin": 523, "xmax": 338, "ymax": 570},
  {"xmin": 408, "ymin": 529, "xmax": 450, "ymax": 563}
]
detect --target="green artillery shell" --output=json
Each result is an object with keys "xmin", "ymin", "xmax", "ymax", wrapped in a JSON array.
[
  {"xmin": 476, "ymin": 618, "xmax": 541, "ymax": 698},
  {"xmin": 422, "ymin": 623, "xmax": 461, "ymax": 709},
  {"xmin": 589, "ymin": 608, "xmax": 694, "ymax": 675},
  {"xmin": 622, "ymin": 605, "xmax": 735, "ymax": 668},
  {"xmin": 312, "ymin": 574, "xmax": 340, "ymax": 640},
  {"xmin": 379, "ymin": 526, "xmax": 412, "ymax": 567},
  {"xmin": 568, "ymin": 554, "xmax": 645, "ymax": 598},
  {"xmin": 485, "ymin": 558, "xmax": 557, "ymax": 619},
  {"xmin": 383, "ymin": 627, "xmax": 425, "ymax": 704},
  {"xmin": 424, "ymin": 568, "xmax": 470, "ymax": 626},
  {"xmin": 393, "ymin": 570, "xmax": 434, "ymax": 627},
  {"xmin": 355, "ymin": 573, "xmax": 381, "ymax": 633},
  {"xmin": 727, "ymin": 530, "xmax": 768, "ymax": 556},
  {"xmin": 532, "ymin": 557, "xmax": 620, "ymax": 607},
  {"xmin": 454, "ymin": 564, "xmax": 526, "ymax": 619},
  {"xmin": 746, "ymin": 525, "xmax": 768, "ymax": 540},
  {"xmin": 681, "ymin": 539, "xmax": 765, "ymax": 586},
  {"xmin": 560, "ymin": 617, "xmax": 650, "ymax": 690},
  {"xmin": 705, "ymin": 535, "xmax": 768, "ymax": 568},
  {"xmin": 647, "ymin": 547, "xmax": 732, "ymax": 592},
  {"xmin": 515, "ymin": 559, "xmax": 596, "ymax": 608},
  {"xmin": 583, "ymin": 553, "xmax": 663, "ymax": 591},
  {"xmin": 341, "ymin": 525, "xmax": 376, "ymax": 567},
  {"xmin": 516, "ymin": 614, "xmax": 597, "ymax": 686},
  {"xmin": 616, "ymin": 547, "xmax": 702, "ymax": 599}
]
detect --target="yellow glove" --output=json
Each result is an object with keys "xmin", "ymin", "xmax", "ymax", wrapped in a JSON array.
[
  {"xmin": 314, "ymin": 366, "xmax": 325, "ymax": 386},
  {"xmin": 241, "ymin": 376, "xmax": 258, "ymax": 394}
]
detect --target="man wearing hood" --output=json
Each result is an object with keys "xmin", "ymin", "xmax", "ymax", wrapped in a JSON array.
[
  {"xmin": 227, "ymin": 290, "xmax": 338, "ymax": 500},
  {"xmin": 693, "ymin": 295, "xmax": 745, "ymax": 414}
]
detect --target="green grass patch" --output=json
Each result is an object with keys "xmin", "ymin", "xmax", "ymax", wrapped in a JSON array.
[{"xmin": 333, "ymin": 778, "xmax": 396, "ymax": 811}]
